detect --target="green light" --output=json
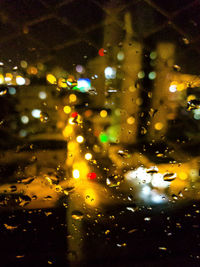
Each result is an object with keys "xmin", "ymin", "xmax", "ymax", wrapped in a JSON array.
[
  {"xmin": 138, "ymin": 71, "xmax": 145, "ymax": 79},
  {"xmin": 99, "ymin": 132, "xmax": 109, "ymax": 143},
  {"xmin": 150, "ymin": 51, "xmax": 157, "ymax": 60},
  {"xmin": 148, "ymin": 71, "xmax": 156, "ymax": 80}
]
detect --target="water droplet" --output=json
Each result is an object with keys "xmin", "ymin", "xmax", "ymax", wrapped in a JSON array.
[
  {"xmin": 10, "ymin": 185, "xmax": 17, "ymax": 192},
  {"xmin": 172, "ymin": 194, "xmax": 178, "ymax": 201},
  {"xmin": 158, "ymin": 247, "xmax": 167, "ymax": 251},
  {"xmin": 117, "ymin": 150, "xmax": 129, "ymax": 158},
  {"xmin": 106, "ymin": 176, "xmax": 120, "ymax": 187},
  {"xmin": 71, "ymin": 210, "xmax": 83, "ymax": 220},
  {"xmin": 141, "ymin": 127, "xmax": 147, "ymax": 135},
  {"xmin": 163, "ymin": 172, "xmax": 176, "ymax": 181},
  {"xmin": 126, "ymin": 206, "xmax": 136, "ymax": 212},
  {"xmin": 187, "ymin": 99, "xmax": 200, "ymax": 111},
  {"xmin": 117, "ymin": 243, "xmax": 127, "ymax": 247},
  {"xmin": 66, "ymin": 78, "xmax": 77, "ymax": 89},
  {"xmin": 0, "ymin": 87, "xmax": 7, "ymax": 96},
  {"xmin": 18, "ymin": 195, "xmax": 31, "ymax": 207},
  {"xmin": 128, "ymin": 229, "xmax": 137, "ymax": 234},
  {"xmin": 64, "ymin": 186, "xmax": 75, "ymax": 193},
  {"xmin": 44, "ymin": 212, "xmax": 52, "ymax": 216},
  {"xmin": 146, "ymin": 166, "xmax": 158, "ymax": 174},
  {"xmin": 43, "ymin": 196, "xmax": 53, "ymax": 201},
  {"xmin": 182, "ymin": 37, "xmax": 190, "ymax": 45},
  {"xmin": 105, "ymin": 230, "xmax": 110, "ymax": 235},
  {"xmin": 40, "ymin": 112, "xmax": 49, "ymax": 123},
  {"xmin": 30, "ymin": 156, "xmax": 37, "ymax": 163},
  {"xmin": 87, "ymin": 88, "xmax": 97, "ymax": 95},
  {"xmin": 21, "ymin": 177, "xmax": 34, "ymax": 185},
  {"xmin": 4, "ymin": 224, "xmax": 18, "ymax": 230},
  {"xmin": 16, "ymin": 255, "xmax": 25, "ymax": 258},
  {"xmin": 173, "ymin": 65, "xmax": 181, "ymax": 71},
  {"xmin": 127, "ymin": 195, "xmax": 133, "ymax": 201}
]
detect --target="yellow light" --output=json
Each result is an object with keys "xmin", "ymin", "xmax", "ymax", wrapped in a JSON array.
[
  {"xmin": 0, "ymin": 74, "xmax": 4, "ymax": 84},
  {"xmin": 154, "ymin": 122, "xmax": 163, "ymax": 131},
  {"xmin": 127, "ymin": 116, "xmax": 135, "ymax": 125},
  {"xmin": 187, "ymin": 95, "xmax": 196, "ymax": 102},
  {"xmin": 46, "ymin": 74, "xmax": 56, "ymax": 84},
  {"xmin": 129, "ymin": 86, "xmax": 135, "ymax": 92},
  {"xmin": 179, "ymin": 172, "xmax": 188, "ymax": 180},
  {"xmin": 6, "ymin": 73, "xmax": 13, "ymax": 79},
  {"xmin": 68, "ymin": 141, "xmax": 77, "ymax": 151},
  {"xmin": 63, "ymin": 125, "xmax": 73, "ymax": 137},
  {"xmin": 63, "ymin": 105, "xmax": 71, "ymax": 114},
  {"xmin": 84, "ymin": 188, "xmax": 98, "ymax": 206},
  {"xmin": 76, "ymin": 135, "xmax": 84, "ymax": 143},
  {"xmin": 177, "ymin": 83, "xmax": 185, "ymax": 91},
  {"xmin": 20, "ymin": 60, "xmax": 28, "ymax": 68},
  {"xmin": 69, "ymin": 94, "xmax": 77, "ymax": 103},
  {"xmin": 58, "ymin": 78, "xmax": 67, "ymax": 88},
  {"xmin": 136, "ymin": 98, "xmax": 143, "ymax": 106},
  {"xmin": 85, "ymin": 153, "xmax": 92, "ymax": 160},
  {"xmin": 100, "ymin": 110, "xmax": 107, "ymax": 118},
  {"xmin": 73, "ymin": 169, "xmax": 80, "ymax": 179}
]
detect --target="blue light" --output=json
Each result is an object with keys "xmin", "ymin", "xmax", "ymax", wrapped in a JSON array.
[{"xmin": 77, "ymin": 78, "xmax": 91, "ymax": 92}]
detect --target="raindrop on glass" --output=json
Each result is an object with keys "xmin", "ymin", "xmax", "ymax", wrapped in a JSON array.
[
  {"xmin": 40, "ymin": 112, "xmax": 49, "ymax": 123},
  {"xmin": 71, "ymin": 210, "xmax": 83, "ymax": 220},
  {"xmin": 163, "ymin": 172, "xmax": 176, "ymax": 182},
  {"xmin": 0, "ymin": 87, "xmax": 7, "ymax": 96}
]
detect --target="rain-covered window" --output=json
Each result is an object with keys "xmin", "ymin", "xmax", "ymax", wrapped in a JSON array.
[{"xmin": 0, "ymin": 0, "xmax": 200, "ymax": 266}]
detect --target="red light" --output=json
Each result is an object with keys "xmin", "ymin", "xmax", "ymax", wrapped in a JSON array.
[
  {"xmin": 98, "ymin": 48, "xmax": 105, "ymax": 57},
  {"xmin": 71, "ymin": 112, "xmax": 78, "ymax": 118},
  {"xmin": 87, "ymin": 172, "xmax": 96, "ymax": 180}
]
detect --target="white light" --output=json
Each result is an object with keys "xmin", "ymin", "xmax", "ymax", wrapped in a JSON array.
[
  {"xmin": 38, "ymin": 91, "xmax": 47, "ymax": 99},
  {"xmin": 125, "ymin": 167, "xmax": 152, "ymax": 184},
  {"xmin": 117, "ymin": 51, "xmax": 124, "ymax": 61},
  {"xmin": 194, "ymin": 109, "xmax": 200, "ymax": 120},
  {"xmin": 73, "ymin": 169, "xmax": 80, "ymax": 179},
  {"xmin": 5, "ymin": 77, "xmax": 11, "ymax": 82},
  {"xmin": 169, "ymin": 85, "xmax": 177, "ymax": 92},
  {"xmin": 151, "ymin": 190, "xmax": 166, "ymax": 203},
  {"xmin": 141, "ymin": 185, "xmax": 151, "ymax": 196},
  {"xmin": 151, "ymin": 173, "xmax": 170, "ymax": 188},
  {"xmin": 104, "ymin": 67, "xmax": 116, "ymax": 79},
  {"xmin": 31, "ymin": 109, "xmax": 41, "ymax": 118},
  {"xmin": 77, "ymin": 78, "xmax": 91, "ymax": 91},
  {"xmin": 85, "ymin": 153, "xmax": 92, "ymax": 160},
  {"xmin": 76, "ymin": 65, "xmax": 84, "ymax": 73},
  {"xmin": 16, "ymin": 76, "xmax": 25, "ymax": 85},
  {"xmin": 76, "ymin": 135, "xmax": 84, "ymax": 143},
  {"xmin": 21, "ymin": 115, "xmax": 29, "ymax": 124}
]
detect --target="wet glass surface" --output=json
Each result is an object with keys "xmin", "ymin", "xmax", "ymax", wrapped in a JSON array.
[{"xmin": 0, "ymin": 0, "xmax": 200, "ymax": 266}]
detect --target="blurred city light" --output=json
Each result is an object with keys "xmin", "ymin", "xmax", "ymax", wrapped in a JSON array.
[
  {"xmin": 16, "ymin": 76, "xmax": 25, "ymax": 85},
  {"xmin": 21, "ymin": 115, "xmax": 29, "ymax": 124},
  {"xmin": 38, "ymin": 91, "xmax": 47, "ymax": 99},
  {"xmin": 104, "ymin": 67, "xmax": 116, "ymax": 79},
  {"xmin": 31, "ymin": 109, "xmax": 41, "ymax": 118}
]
